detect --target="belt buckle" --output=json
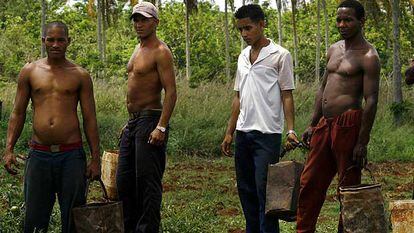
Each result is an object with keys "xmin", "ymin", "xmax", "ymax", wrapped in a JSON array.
[{"xmin": 50, "ymin": 145, "xmax": 60, "ymax": 153}]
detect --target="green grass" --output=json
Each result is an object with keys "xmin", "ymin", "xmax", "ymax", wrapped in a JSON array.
[{"xmin": 1, "ymin": 78, "xmax": 414, "ymax": 232}]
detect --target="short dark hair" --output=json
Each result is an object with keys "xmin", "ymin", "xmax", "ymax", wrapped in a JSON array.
[
  {"xmin": 338, "ymin": 0, "xmax": 365, "ymax": 20},
  {"xmin": 42, "ymin": 21, "xmax": 69, "ymax": 37},
  {"xmin": 234, "ymin": 4, "xmax": 265, "ymax": 23}
]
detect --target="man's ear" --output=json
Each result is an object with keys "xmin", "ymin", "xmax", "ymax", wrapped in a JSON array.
[
  {"xmin": 41, "ymin": 37, "xmax": 45, "ymax": 43},
  {"xmin": 68, "ymin": 37, "xmax": 71, "ymax": 45},
  {"xmin": 360, "ymin": 17, "xmax": 365, "ymax": 27}
]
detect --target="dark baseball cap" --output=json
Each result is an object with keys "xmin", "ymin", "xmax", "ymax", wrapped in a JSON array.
[{"xmin": 130, "ymin": 2, "xmax": 159, "ymax": 20}]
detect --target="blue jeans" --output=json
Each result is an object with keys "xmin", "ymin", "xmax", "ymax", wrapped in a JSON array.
[
  {"xmin": 235, "ymin": 130, "xmax": 282, "ymax": 233},
  {"xmin": 24, "ymin": 148, "xmax": 87, "ymax": 233}
]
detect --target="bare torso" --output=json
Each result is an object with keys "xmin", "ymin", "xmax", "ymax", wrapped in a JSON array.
[
  {"xmin": 29, "ymin": 59, "xmax": 85, "ymax": 144},
  {"xmin": 127, "ymin": 40, "xmax": 169, "ymax": 113},
  {"xmin": 322, "ymin": 40, "xmax": 377, "ymax": 118}
]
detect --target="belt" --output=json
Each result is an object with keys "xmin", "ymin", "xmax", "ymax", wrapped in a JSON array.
[
  {"xmin": 29, "ymin": 141, "xmax": 83, "ymax": 153},
  {"xmin": 129, "ymin": 109, "xmax": 162, "ymax": 120}
]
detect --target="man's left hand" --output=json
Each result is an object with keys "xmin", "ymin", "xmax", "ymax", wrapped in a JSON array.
[
  {"xmin": 284, "ymin": 132, "xmax": 300, "ymax": 151},
  {"xmin": 86, "ymin": 159, "xmax": 101, "ymax": 180},
  {"xmin": 149, "ymin": 129, "xmax": 165, "ymax": 146},
  {"xmin": 353, "ymin": 143, "xmax": 367, "ymax": 169}
]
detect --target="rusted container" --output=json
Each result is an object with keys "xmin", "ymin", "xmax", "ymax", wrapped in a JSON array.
[
  {"xmin": 265, "ymin": 161, "xmax": 304, "ymax": 222},
  {"xmin": 389, "ymin": 200, "xmax": 414, "ymax": 233},
  {"xmin": 101, "ymin": 150, "xmax": 119, "ymax": 200},
  {"xmin": 339, "ymin": 183, "xmax": 387, "ymax": 233}
]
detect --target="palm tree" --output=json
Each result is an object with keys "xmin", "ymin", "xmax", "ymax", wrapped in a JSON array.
[
  {"xmin": 41, "ymin": 0, "xmax": 46, "ymax": 58},
  {"xmin": 321, "ymin": 0, "xmax": 329, "ymax": 54},
  {"xmin": 291, "ymin": 0, "xmax": 299, "ymax": 80},
  {"xmin": 225, "ymin": 0, "xmax": 231, "ymax": 80},
  {"xmin": 276, "ymin": 0, "xmax": 283, "ymax": 45},
  {"xmin": 184, "ymin": 0, "xmax": 197, "ymax": 81},
  {"xmin": 392, "ymin": 0, "xmax": 403, "ymax": 125},
  {"xmin": 315, "ymin": 0, "xmax": 321, "ymax": 82}
]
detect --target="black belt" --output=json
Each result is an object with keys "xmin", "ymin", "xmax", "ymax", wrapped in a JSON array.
[{"xmin": 129, "ymin": 109, "xmax": 162, "ymax": 120}]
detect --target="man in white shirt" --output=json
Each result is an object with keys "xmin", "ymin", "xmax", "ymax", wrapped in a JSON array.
[{"xmin": 221, "ymin": 4, "xmax": 299, "ymax": 233}]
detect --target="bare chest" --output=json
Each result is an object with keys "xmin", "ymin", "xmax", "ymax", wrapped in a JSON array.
[
  {"xmin": 30, "ymin": 69, "xmax": 81, "ymax": 96},
  {"xmin": 327, "ymin": 51, "xmax": 363, "ymax": 77},
  {"xmin": 129, "ymin": 50, "xmax": 157, "ymax": 78}
]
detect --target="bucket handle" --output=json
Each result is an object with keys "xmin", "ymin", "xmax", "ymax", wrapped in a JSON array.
[
  {"xmin": 85, "ymin": 178, "xmax": 110, "ymax": 201},
  {"xmin": 338, "ymin": 165, "xmax": 377, "ymax": 188},
  {"xmin": 280, "ymin": 141, "xmax": 307, "ymax": 159}
]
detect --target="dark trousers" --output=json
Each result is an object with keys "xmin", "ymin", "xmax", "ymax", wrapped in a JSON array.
[
  {"xmin": 296, "ymin": 109, "xmax": 362, "ymax": 233},
  {"xmin": 116, "ymin": 115, "xmax": 167, "ymax": 233},
  {"xmin": 235, "ymin": 130, "xmax": 282, "ymax": 233},
  {"xmin": 24, "ymin": 148, "xmax": 87, "ymax": 233}
]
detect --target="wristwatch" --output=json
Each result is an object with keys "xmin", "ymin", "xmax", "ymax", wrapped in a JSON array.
[
  {"xmin": 286, "ymin": 129, "xmax": 297, "ymax": 137},
  {"xmin": 156, "ymin": 126, "xmax": 166, "ymax": 133}
]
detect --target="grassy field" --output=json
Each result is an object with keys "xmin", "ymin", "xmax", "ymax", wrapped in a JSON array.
[{"xmin": 1, "ymin": 77, "xmax": 414, "ymax": 232}]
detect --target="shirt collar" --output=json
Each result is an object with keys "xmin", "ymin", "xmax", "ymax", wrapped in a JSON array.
[{"xmin": 243, "ymin": 39, "xmax": 279, "ymax": 65}]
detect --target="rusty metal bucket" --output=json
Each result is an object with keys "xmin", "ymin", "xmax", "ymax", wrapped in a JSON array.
[
  {"xmin": 101, "ymin": 150, "xmax": 119, "ymax": 200},
  {"xmin": 265, "ymin": 160, "xmax": 304, "ymax": 222},
  {"xmin": 389, "ymin": 200, "xmax": 414, "ymax": 233},
  {"xmin": 339, "ymin": 167, "xmax": 387, "ymax": 233}
]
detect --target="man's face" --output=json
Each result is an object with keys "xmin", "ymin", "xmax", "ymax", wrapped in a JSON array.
[
  {"xmin": 42, "ymin": 26, "xmax": 70, "ymax": 59},
  {"xmin": 132, "ymin": 14, "xmax": 158, "ymax": 39},
  {"xmin": 336, "ymin": 7, "xmax": 364, "ymax": 40},
  {"xmin": 236, "ymin": 17, "xmax": 264, "ymax": 46}
]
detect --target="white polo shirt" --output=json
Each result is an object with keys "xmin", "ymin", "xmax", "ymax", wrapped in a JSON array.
[{"xmin": 234, "ymin": 40, "xmax": 295, "ymax": 134}]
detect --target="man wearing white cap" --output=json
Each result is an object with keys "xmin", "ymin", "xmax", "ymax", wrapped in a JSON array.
[{"xmin": 116, "ymin": 2, "xmax": 177, "ymax": 233}]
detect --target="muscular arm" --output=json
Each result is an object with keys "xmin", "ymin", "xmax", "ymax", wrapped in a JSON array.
[
  {"xmin": 221, "ymin": 92, "xmax": 240, "ymax": 156},
  {"xmin": 281, "ymin": 90, "xmax": 295, "ymax": 131},
  {"xmin": 3, "ymin": 63, "xmax": 32, "ymax": 175},
  {"xmin": 5, "ymin": 64, "xmax": 32, "ymax": 153},
  {"xmin": 357, "ymin": 53, "xmax": 380, "ymax": 146},
  {"xmin": 156, "ymin": 47, "xmax": 177, "ymax": 128},
  {"xmin": 79, "ymin": 71, "xmax": 100, "ymax": 160},
  {"xmin": 225, "ymin": 92, "xmax": 240, "ymax": 136},
  {"xmin": 309, "ymin": 70, "xmax": 328, "ymax": 127}
]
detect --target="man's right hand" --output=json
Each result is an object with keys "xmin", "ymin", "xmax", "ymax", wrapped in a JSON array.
[
  {"xmin": 3, "ymin": 152, "xmax": 19, "ymax": 175},
  {"xmin": 302, "ymin": 126, "xmax": 314, "ymax": 148},
  {"xmin": 221, "ymin": 134, "xmax": 233, "ymax": 157}
]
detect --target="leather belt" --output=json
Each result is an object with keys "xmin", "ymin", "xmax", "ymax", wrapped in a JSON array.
[
  {"xmin": 129, "ymin": 109, "xmax": 162, "ymax": 120},
  {"xmin": 29, "ymin": 141, "xmax": 83, "ymax": 153}
]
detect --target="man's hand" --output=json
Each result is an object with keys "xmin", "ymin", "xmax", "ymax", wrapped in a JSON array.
[
  {"xmin": 221, "ymin": 134, "xmax": 233, "ymax": 157},
  {"xmin": 284, "ymin": 131, "xmax": 300, "ymax": 151},
  {"xmin": 353, "ymin": 143, "xmax": 367, "ymax": 169},
  {"xmin": 86, "ymin": 159, "xmax": 101, "ymax": 180},
  {"xmin": 3, "ymin": 152, "xmax": 19, "ymax": 175},
  {"xmin": 149, "ymin": 128, "xmax": 165, "ymax": 146},
  {"xmin": 302, "ymin": 126, "xmax": 314, "ymax": 148}
]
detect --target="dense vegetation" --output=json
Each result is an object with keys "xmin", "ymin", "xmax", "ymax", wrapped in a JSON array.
[{"xmin": 1, "ymin": 0, "xmax": 414, "ymax": 232}]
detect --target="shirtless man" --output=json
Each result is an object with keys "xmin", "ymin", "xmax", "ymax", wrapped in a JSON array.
[
  {"xmin": 3, "ymin": 21, "xmax": 100, "ymax": 233},
  {"xmin": 116, "ymin": 2, "xmax": 177, "ymax": 232},
  {"xmin": 296, "ymin": 1, "xmax": 380, "ymax": 232}
]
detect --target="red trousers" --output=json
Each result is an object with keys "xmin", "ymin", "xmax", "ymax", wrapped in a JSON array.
[{"xmin": 296, "ymin": 109, "xmax": 363, "ymax": 233}]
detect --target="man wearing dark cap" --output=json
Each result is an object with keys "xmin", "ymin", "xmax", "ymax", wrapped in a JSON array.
[
  {"xmin": 116, "ymin": 2, "xmax": 177, "ymax": 233},
  {"xmin": 3, "ymin": 21, "xmax": 100, "ymax": 233}
]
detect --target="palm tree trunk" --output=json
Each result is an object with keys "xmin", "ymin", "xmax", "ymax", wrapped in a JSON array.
[
  {"xmin": 321, "ymin": 0, "xmax": 329, "ymax": 54},
  {"xmin": 41, "ymin": 0, "xmax": 46, "ymax": 58},
  {"xmin": 392, "ymin": 0, "xmax": 403, "ymax": 125},
  {"xmin": 185, "ymin": 2, "xmax": 191, "ymax": 81},
  {"xmin": 315, "ymin": 0, "xmax": 321, "ymax": 82},
  {"xmin": 292, "ymin": 0, "xmax": 299, "ymax": 81},
  {"xmin": 240, "ymin": 0, "xmax": 246, "ymax": 51},
  {"xmin": 225, "ymin": 0, "xmax": 231, "ymax": 80},
  {"xmin": 276, "ymin": 0, "xmax": 283, "ymax": 45}
]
